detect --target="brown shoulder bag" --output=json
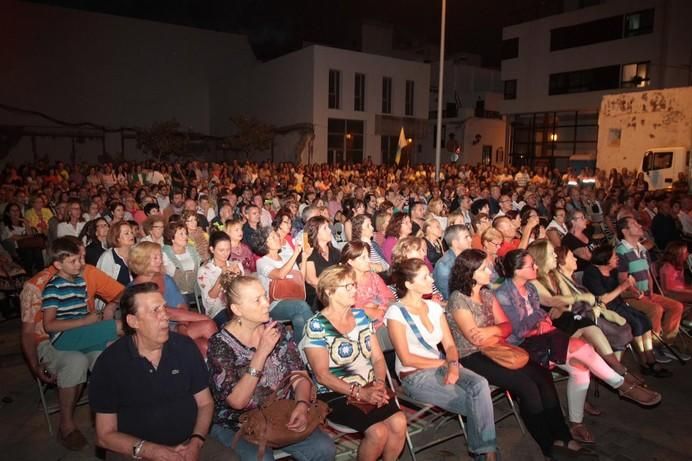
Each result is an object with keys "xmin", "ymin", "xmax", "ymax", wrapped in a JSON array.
[{"xmin": 232, "ymin": 371, "xmax": 330, "ymax": 460}]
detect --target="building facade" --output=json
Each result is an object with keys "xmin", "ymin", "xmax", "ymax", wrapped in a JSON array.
[{"xmin": 501, "ymin": 0, "xmax": 692, "ymax": 169}]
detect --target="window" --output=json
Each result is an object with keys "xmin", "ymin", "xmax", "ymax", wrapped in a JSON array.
[
  {"xmin": 501, "ymin": 38, "xmax": 519, "ymax": 60},
  {"xmin": 624, "ymin": 9, "xmax": 655, "ymax": 37},
  {"xmin": 621, "ymin": 62, "xmax": 650, "ymax": 88},
  {"xmin": 644, "ymin": 151, "xmax": 673, "ymax": 171},
  {"xmin": 382, "ymin": 77, "xmax": 392, "ymax": 114},
  {"xmin": 354, "ymin": 73, "xmax": 365, "ymax": 112},
  {"xmin": 504, "ymin": 79, "xmax": 517, "ymax": 100},
  {"xmin": 405, "ymin": 80, "xmax": 415, "ymax": 116},
  {"xmin": 327, "ymin": 118, "xmax": 364, "ymax": 164},
  {"xmin": 328, "ymin": 69, "xmax": 341, "ymax": 109},
  {"xmin": 548, "ymin": 65, "xmax": 620, "ymax": 95},
  {"xmin": 550, "ymin": 16, "xmax": 622, "ymax": 51}
]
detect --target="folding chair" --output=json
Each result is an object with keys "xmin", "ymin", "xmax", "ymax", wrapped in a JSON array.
[{"xmin": 36, "ymin": 377, "xmax": 89, "ymax": 435}]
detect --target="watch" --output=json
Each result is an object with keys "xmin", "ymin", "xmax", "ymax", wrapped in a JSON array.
[
  {"xmin": 447, "ymin": 360, "xmax": 460, "ymax": 368},
  {"xmin": 132, "ymin": 439, "xmax": 145, "ymax": 459},
  {"xmin": 247, "ymin": 367, "xmax": 262, "ymax": 379}
]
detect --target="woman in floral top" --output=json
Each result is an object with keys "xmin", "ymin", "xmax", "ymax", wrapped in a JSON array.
[
  {"xmin": 447, "ymin": 249, "xmax": 583, "ymax": 459},
  {"xmin": 300, "ymin": 265, "xmax": 406, "ymax": 461},
  {"xmin": 207, "ymin": 275, "xmax": 334, "ymax": 461}
]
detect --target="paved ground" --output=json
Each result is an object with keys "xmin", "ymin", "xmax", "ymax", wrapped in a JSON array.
[{"xmin": 1, "ymin": 317, "xmax": 690, "ymax": 461}]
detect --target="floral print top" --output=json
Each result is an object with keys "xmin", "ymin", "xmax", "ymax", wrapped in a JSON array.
[
  {"xmin": 207, "ymin": 323, "xmax": 305, "ymax": 431},
  {"xmin": 446, "ymin": 289, "xmax": 496, "ymax": 358}
]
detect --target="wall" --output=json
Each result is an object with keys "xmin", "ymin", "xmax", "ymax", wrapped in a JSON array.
[
  {"xmin": 596, "ymin": 86, "xmax": 692, "ymax": 172},
  {"xmin": 0, "ymin": 0, "xmax": 257, "ymax": 163},
  {"xmin": 460, "ymin": 117, "xmax": 507, "ymax": 166},
  {"xmin": 311, "ymin": 45, "xmax": 430, "ymax": 164},
  {"xmin": 501, "ymin": 0, "xmax": 691, "ymax": 115}
]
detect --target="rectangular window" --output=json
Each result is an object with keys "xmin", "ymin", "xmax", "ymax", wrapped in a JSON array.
[
  {"xmin": 624, "ymin": 9, "xmax": 655, "ymax": 37},
  {"xmin": 405, "ymin": 80, "xmax": 415, "ymax": 116},
  {"xmin": 504, "ymin": 79, "xmax": 517, "ymax": 100},
  {"xmin": 328, "ymin": 69, "xmax": 341, "ymax": 109},
  {"xmin": 501, "ymin": 38, "xmax": 519, "ymax": 60},
  {"xmin": 621, "ymin": 62, "xmax": 650, "ymax": 88},
  {"xmin": 550, "ymin": 15, "xmax": 622, "ymax": 51},
  {"xmin": 382, "ymin": 77, "xmax": 392, "ymax": 114},
  {"xmin": 548, "ymin": 65, "xmax": 620, "ymax": 95},
  {"xmin": 354, "ymin": 73, "xmax": 365, "ymax": 112}
]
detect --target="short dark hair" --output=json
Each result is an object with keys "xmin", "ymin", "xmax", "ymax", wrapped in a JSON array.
[
  {"xmin": 590, "ymin": 244, "xmax": 614, "ymax": 266},
  {"xmin": 121, "ymin": 282, "xmax": 160, "ymax": 335},
  {"xmin": 340, "ymin": 240, "xmax": 370, "ymax": 264},
  {"xmin": 444, "ymin": 224, "xmax": 468, "ymax": 247},
  {"xmin": 143, "ymin": 203, "xmax": 159, "ymax": 215},
  {"xmin": 615, "ymin": 217, "xmax": 633, "ymax": 241},
  {"xmin": 497, "ymin": 249, "xmax": 529, "ymax": 279},
  {"xmin": 49, "ymin": 236, "xmax": 82, "ymax": 263}
]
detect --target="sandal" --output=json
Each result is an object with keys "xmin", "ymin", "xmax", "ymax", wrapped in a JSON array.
[
  {"xmin": 621, "ymin": 368, "xmax": 647, "ymax": 387},
  {"xmin": 569, "ymin": 423, "xmax": 595, "ymax": 444},
  {"xmin": 617, "ymin": 382, "xmax": 661, "ymax": 407},
  {"xmin": 58, "ymin": 429, "xmax": 88, "ymax": 451}
]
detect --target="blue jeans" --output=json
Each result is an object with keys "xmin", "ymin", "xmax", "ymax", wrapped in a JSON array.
[
  {"xmin": 210, "ymin": 424, "xmax": 335, "ymax": 461},
  {"xmin": 270, "ymin": 300, "xmax": 313, "ymax": 342},
  {"xmin": 401, "ymin": 366, "xmax": 496, "ymax": 455}
]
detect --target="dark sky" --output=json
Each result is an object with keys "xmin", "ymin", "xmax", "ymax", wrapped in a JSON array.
[{"xmin": 30, "ymin": 0, "xmax": 559, "ymax": 66}]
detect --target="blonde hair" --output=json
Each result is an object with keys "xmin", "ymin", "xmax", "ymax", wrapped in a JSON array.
[
  {"xmin": 481, "ymin": 227, "xmax": 503, "ymax": 245},
  {"xmin": 317, "ymin": 265, "xmax": 354, "ymax": 307},
  {"xmin": 526, "ymin": 239, "xmax": 554, "ymax": 289},
  {"xmin": 391, "ymin": 236, "xmax": 425, "ymax": 266},
  {"xmin": 128, "ymin": 241, "xmax": 162, "ymax": 275},
  {"xmin": 219, "ymin": 273, "xmax": 263, "ymax": 321}
]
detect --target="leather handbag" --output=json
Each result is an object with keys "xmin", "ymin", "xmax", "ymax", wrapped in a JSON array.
[
  {"xmin": 346, "ymin": 381, "xmax": 395, "ymax": 414},
  {"xmin": 480, "ymin": 342, "xmax": 529, "ymax": 370},
  {"xmin": 269, "ymin": 270, "xmax": 306, "ymax": 302},
  {"xmin": 233, "ymin": 371, "xmax": 329, "ymax": 460}
]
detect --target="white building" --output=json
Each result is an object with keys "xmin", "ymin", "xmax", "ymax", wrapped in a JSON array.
[
  {"xmin": 249, "ymin": 45, "xmax": 430, "ymax": 165},
  {"xmin": 419, "ymin": 59, "xmax": 506, "ymax": 167},
  {"xmin": 501, "ymin": 0, "xmax": 692, "ymax": 170}
]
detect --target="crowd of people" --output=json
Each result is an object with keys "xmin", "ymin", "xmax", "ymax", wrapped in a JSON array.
[{"xmin": 6, "ymin": 158, "xmax": 692, "ymax": 461}]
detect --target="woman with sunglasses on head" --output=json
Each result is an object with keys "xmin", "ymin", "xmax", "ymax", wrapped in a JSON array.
[
  {"xmin": 386, "ymin": 258, "xmax": 498, "ymax": 461},
  {"xmin": 495, "ymin": 249, "xmax": 661, "ymax": 445},
  {"xmin": 351, "ymin": 214, "xmax": 389, "ymax": 273}
]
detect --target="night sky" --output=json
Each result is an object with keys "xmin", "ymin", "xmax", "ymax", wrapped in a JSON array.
[{"xmin": 30, "ymin": 0, "xmax": 559, "ymax": 66}]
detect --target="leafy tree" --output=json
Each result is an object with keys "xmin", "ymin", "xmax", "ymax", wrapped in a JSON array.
[
  {"xmin": 225, "ymin": 116, "xmax": 275, "ymax": 158},
  {"xmin": 136, "ymin": 119, "xmax": 189, "ymax": 161}
]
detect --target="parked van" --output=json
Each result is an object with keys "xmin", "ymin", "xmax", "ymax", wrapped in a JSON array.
[{"xmin": 641, "ymin": 146, "xmax": 690, "ymax": 190}]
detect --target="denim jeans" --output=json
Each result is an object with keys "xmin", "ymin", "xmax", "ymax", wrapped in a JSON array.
[
  {"xmin": 270, "ymin": 299, "xmax": 313, "ymax": 342},
  {"xmin": 210, "ymin": 424, "xmax": 335, "ymax": 461},
  {"xmin": 401, "ymin": 366, "xmax": 496, "ymax": 454}
]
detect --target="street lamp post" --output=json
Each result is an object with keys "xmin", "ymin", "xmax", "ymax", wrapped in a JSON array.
[{"xmin": 434, "ymin": 0, "xmax": 447, "ymax": 181}]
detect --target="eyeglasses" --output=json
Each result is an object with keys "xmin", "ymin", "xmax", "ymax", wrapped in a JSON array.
[
  {"xmin": 521, "ymin": 262, "xmax": 538, "ymax": 270},
  {"xmin": 335, "ymin": 282, "xmax": 357, "ymax": 291},
  {"xmin": 487, "ymin": 240, "xmax": 502, "ymax": 247},
  {"xmin": 152, "ymin": 225, "xmax": 164, "ymax": 229}
]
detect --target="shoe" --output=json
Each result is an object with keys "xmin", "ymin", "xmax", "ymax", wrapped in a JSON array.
[
  {"xmin": 682, "ymin": 319, "xmax": 692, "ymax": 330},
  {"xmin": 58, "ymin": 429, "xmax": 88, "ymax": 451},
  {"xmin": 641, "ymin": 363, "xmax": 673, "ymax": 378},
  {"xmin": 551, "ymin": 445, "xmax": 599, "ymax": 460},
  {"xmin": 617, "ymin": 382, "xmax": 662, "ymax": 407},
  {"xmin": 652, "ymin": 346, "xmax": 673, "ymax": 363}
]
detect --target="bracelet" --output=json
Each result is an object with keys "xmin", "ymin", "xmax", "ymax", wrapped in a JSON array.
[
  {"xmin": 447, "ymin": 360, "xmax": 459, "ymax": 368},
  {"xmin": 354, "ymin": 384, "xmax": 361, "ymax": 401},
  {"xmin": 374, "ymin": 377, "xmax": 385, "ymax": 385},
  {"xmin": 246, "ymin": 367, "xmax": 262, "ymax": 379},
  {"xmin": 132, "ymin": 439, "xmax": 145, "ymax": 459},
  {"xmin": 296, "ymin": 400, "xmax": 311, "ymax": 410},
  {"xmin": 349, "ymin": 382, "xmax": 357, "ymax": 397},
  {"xmin": 189, "ymin": 433, "xmax": 206, "ymax": 443}
]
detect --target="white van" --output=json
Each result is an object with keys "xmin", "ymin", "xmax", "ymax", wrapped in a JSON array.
[{"xmin": 641, "ymin": 146, "xmax": 690, "ymax": 190}]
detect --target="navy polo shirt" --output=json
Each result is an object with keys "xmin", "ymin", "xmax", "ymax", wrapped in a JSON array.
[{"xmin": 89, "ymin": 332, "xmax": 209, "ymax": 446}]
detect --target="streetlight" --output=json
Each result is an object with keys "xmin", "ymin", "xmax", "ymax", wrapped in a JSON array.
[{"xmin": 434, "ymin": 0, "xmax": 446, "ymax": 181}]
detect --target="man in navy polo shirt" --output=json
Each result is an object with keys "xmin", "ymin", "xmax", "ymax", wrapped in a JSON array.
[{"xmin": 89, "ymin": 283, "xmax": 238, "ymax": 461}]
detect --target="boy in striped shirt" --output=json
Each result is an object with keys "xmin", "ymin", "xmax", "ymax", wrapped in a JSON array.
[{"xmin": 42, "ymin": 237, "xmax": 121, "ymax": 353}]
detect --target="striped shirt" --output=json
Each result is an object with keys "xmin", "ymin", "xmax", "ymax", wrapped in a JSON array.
[
  {"xmin": 42, "ymin": 275, "xmax": 88, "ymax": 324},
  {"xmin": 615, "ymin": 239, "xmax": 650, "ymax": 295}
]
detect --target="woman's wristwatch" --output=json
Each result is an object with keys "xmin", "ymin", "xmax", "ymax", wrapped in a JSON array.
[
  {"xmin": 132, "ymin": 439, "xmax": 145, "ymax": 459},
  {"xmin": 447, "ymin": 360, "xmax": 459, "ymax": 368},
  {"xmin": 246, "ymin": 367, "xmax": 262, "ymax": 379}
]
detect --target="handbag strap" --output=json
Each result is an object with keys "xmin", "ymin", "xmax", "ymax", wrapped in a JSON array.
[
  {"xmin": 395, "ymin": 303, "xmax": 441, "ymax": 357},
  {"xmin": 263, "ymin": 371, "xmax": 314, "ymax": 406}
]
